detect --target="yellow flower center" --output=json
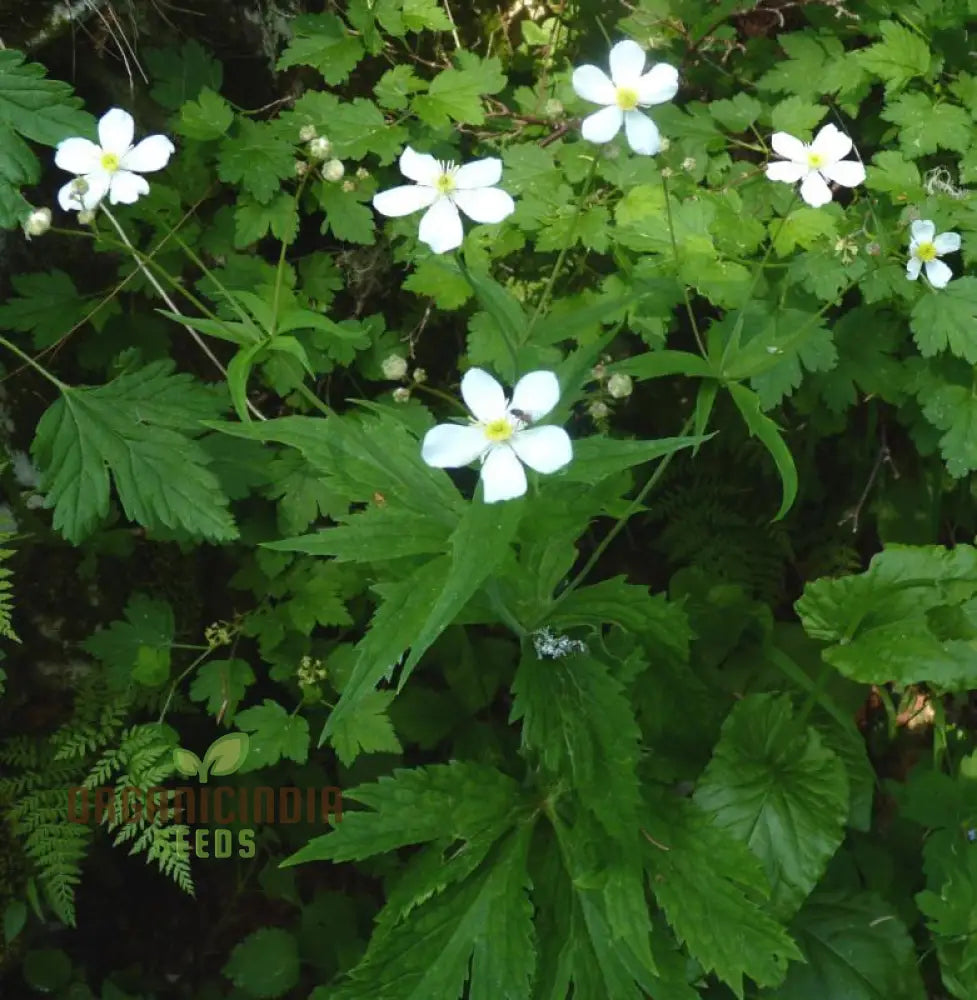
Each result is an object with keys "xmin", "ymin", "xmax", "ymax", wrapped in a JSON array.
[
  {"xmin": 101, "ymin": 152, "xmax": 121, "ymax": 172},
  {"xmin": 484, "ymin": 418, "xmax": 514, "ymax": 443},
  {"xmin": 616, "ymin": 87, "xmax": 640, "ymax": 111},
  {"xmin": 434, "ymin": 160, "xmax": 457, "ymax": 195},
  {"xmin": 916, "ymin": 241, "xmax": 937, "ymax": 262},
  {"xmin": 807, "ymin": 151, "xmax": 825, "ymax": 169}
]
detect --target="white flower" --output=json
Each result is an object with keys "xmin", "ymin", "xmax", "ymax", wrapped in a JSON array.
[
  {"xmin": 23, "ymin": 208, "xmax": 51, "ymax": 238},
  {"xmin": 572, "ymin": 39, "xmax": 678, "ymax": 155},
  {"xmin": 421, "ymin": 369, "xmax": 573, "ymax": 503},
  {"xmin": 907, "ymin": 220, "xmax": 960, "ymax": 289},
  {"xmin": 373, "ymin": 146, "xmax": 515, "ymax": 255},
  {"xmin": 765, "ymin": 124, "xmax": 865, "ymax": 207},
  {"xmin": 55, "ymin": 108, "xmax": 175, "ymax": 212}
]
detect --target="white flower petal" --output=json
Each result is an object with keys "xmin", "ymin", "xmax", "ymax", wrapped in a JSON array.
[
  {"xmin": 121, "ymin": 135, "xmax": 175, "ymax": 173},
  {"xmin": 572, "ymin": 65, "xmax": 616, "ymax": 105},
  {"xmin": 107, "ymin": 170, "xmax": 150, "ymax": 204},
  {"xmin": 481, "ymin": 445, "xmax": 527, "ymax": 503},
  {"xmin": 624, "ymin": 109, "xmax": 661, "ymax": 155},
  {"xmin": 799, "ymin": 170, "xmax": 833, "ymax": 207},
  {"xmin": 581, "ymin": 104, "xmax": 624, "ymax": 144},
  {"xmin": 421, "ymin": 423, "xmax": 489, "ymax": 468},
  {"xmin": 510, "ymin": 370, "xmax": 561, "ymax": 420},
  {"xmin": 925, "ymin": 258, "xmax": 953, "ymax": 289},
  {"xmin": 54, "ymin": 137, "xmax": 102, "ymax": 175},
  {"xmin": 461, "ymin": 368, "xmax": 507, "ymax": 422},
  {"xmin": 906, "ymin": 256, "xmax": 922, "ymax": 280},
  {"xmin": 819, "ymin": 158, "xmax": 865, "ymax": 188},
  {"xmin": 453, "ymin": 157, "xmax": 502, "ymax": 190},
  {"xmin": 98, "ymin": 108, "xmax": 134, "ymax": 155},
  {"xmin": 911, "ymin": 219, "xmax": 936, "ymax": 243},
  {"xmin": 399, "ymin": 146, "xmax": 441, "ymax": 186},
  {"xmin": 511, "ymin": 426, "xmax": 573, "ymax": 474},
  {"xmin": 373, "ymin": 184, "xmax": 439, "ymax": 218},
  {"xmin": 417, "ymin": 196, "xmax": 464, "ymax": 253},
  {"xmin": 765, "ymin": 160, "xmax": 807, "ymax": 183},
  {"xmin": 934, "ymin": 231, "xmax": 961, "ymax": 254},
  {"xmin": 609, "ymin": 39, "xmax": 646, "ymax": 86},
  {"xmin": 451, "ymin": 187, "xmax": 514, "ymax": 224},
  {"xmin": 637, "ymin": 63, "xmax": 679, "ymax": 105},
  {"xmin": 770, "ymin": 132, "xmax": 807, "ymax": 164},
  {"xmin": 810, "ymin": 123, "xmax": 852, "ymax": 163}
]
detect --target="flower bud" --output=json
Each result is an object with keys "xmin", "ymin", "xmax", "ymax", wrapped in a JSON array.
[
  {"xmin": 393, "ymin": 387, "xmax": 411, "ymax": 403},
  {"xmin": 77, "ymin": 209, "xmax": 96, "ymax": 225},
  {"xmin": 607, "ymin": 373, "xmax": 633, "ymax": 399},
  {"xmin": 588, "ymin": 400, "xmax": 610, "ymax": 420},
  {"xmin": 323, "ymin": 159, "xmax": 345, "ymax": 182},
  {"xmin": 412, "ymin": 367, "xmax": 427, "ymax": 384},
  {"xmin": 591, "ymin": 362, "xmax": 607, "ymax": 382},
  {"xmin": 299, "ymin": 123, "xmax": 317, "ymax": 142},
  {"xmin": 682, "ymin": 157, "xmax": 697, "ymax": 172},
  {"xmin": 23, "ymin": 207, "xmax": 51, "ymax": 238},
  {"xmin": 381, "ymin": 354, "xmax": 408, "ymax": 380},
  {"xmin": 308, "ymin": 136, "xmax": 332, "ymax": 160},
  {"xmin": 294, "ymin": 159, "xmax": 309, "ymax": 177},
  {"xmin": 355, "ymin": 167, "xmax": 369, "ymax": 180},
  {"xmin": 341, "ymin": 179, "xmax": 356, "ymax": 192},
  {"xmin": 544, "ymin": 98, "xmax": 564, "ymax": 119},
  {"xmin": 659, "ymin": 137, "xmax": 671, "ymax": 152}
]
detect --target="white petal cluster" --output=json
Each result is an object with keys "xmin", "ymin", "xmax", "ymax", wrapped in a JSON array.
[
  {"xmin": 421, "ymin": 369, "xmax": 573, "ymax": 503},
  {"xmin": 55, "ymin": 108, "xmax": 175, "ymax": 212},
  {"xmin": 373, "ymin": 147, "xmax": 515, "ymax": 254},
  {"xmin": 765, "ymin": 124, "xmax": 865, "ymax": 207},
  {"xmin": 907, "ymin": 220, "xmax": 960, "ymax": 289},
  {"xmin": 572, "ymin": 39, "xmax": 678, "ymax": 155}
]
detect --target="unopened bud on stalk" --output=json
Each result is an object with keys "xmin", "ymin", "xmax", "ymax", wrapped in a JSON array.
[
  {"xmin": 23, "ymin": 208, "xmax": 51, "ymax": 238},
  {"xmin": 323, "ymin": 159, "xmax": 345, "ymax": 182},
  {"xmin": 299, "ymin": 124, "xmax": 317, "ymax": 142},
  {"xmin": 607, "ymin": 373, "xmax": 633, "ymax": 399},
  {"xmin": 309, "ymin": 136, "xmax": 332, "ymax": 160},
  {"xmin": 393, "ymin": 386, "xmax": 411, "ymax": 403},
  {"xmin": 381, "ymin": 354, "xmax": 408, "ymax": 380}
]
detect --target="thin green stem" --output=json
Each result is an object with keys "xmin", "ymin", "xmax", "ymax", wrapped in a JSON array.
[
  {"xmin": 0, "ymin": 334, "xmax": 66, "ymax": 390},
  {"xmin": 413, "ymin": 382, "xmax": 469, "ymax": 413},
  {"xmin": 527, "ymin": 152, "xmax": 601, "ymax": 336},
  {"xmin": 290, "ymin": 380, "xmax": 333, "ymax": 417},
  {"xmin": 158, "ymin": 649, "xmax": 212, "ymax": 725},
  {"xmin": 661, "ymin": 171, "xmax": 707, "ymax": 357},
  {"xmin": 271, "ymin": 174, "xmax": 309, "ymax": 337},
  {"xmin": 540, "ymin": 414, "xmax": 696, "ymax": 622}
]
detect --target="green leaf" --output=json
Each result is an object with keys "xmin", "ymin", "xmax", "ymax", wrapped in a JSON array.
[
  {"xmin": 694, "ymin": 693, "xmax": 849, "ymax": 918},
  {"xmin": 223, "ymin": 927, "xmax": 300, "ymax": 999},
  {"xmin": 218, "ymin": 119, "xmax": 296, "ymax": 204},
  {"xmin": 145, "ymin": 40, "xmax": 222, "ymax": 109},
  {"xmin": 769, "ymin": 97, "xmax": 827, "ymax": 135},
  {"xmin": 21, "ymin": 948, "xmax": 73, "ymax": 993},
  {"xmin": 201, "ymin": 732, "xmax": 251, "ymax": 778},
  {"xmin": 235, "ymin": 699, "xmax": 310, "ymax": 770},
  {"xmin": 82, "ymin": 593, "xmax": 174, "ymax": 691},
  {"xmin": 374, "ymin": 64, "xmax": 427, "ymax": 110},
  {"xmin": 644, "ymin": 791, "xmax": 801, "ymax": 998},
  {"xmin": 882, "ymin": 93, "xmax": 971, "ymax": 156},
  {"xmin": 0, "ymin": 49, "xmax": 92, "ymax": 145},
  {"xmin": 0, "ymin": 269, "xmax": 116, "ymax": 349},
  {"xmin": 234, "ymin": 192, "xmax": 299, "ymax": 247},
  {"xmin": 611, "ymin": 350, "xmax": 714, "ymax": 380},
  {"xmin": 865, "ymin": 149, "xmax": 924, "ymax": 200},
  {"xmin": 855, "ymin": 20, "xmax": 930, "ymax": 92},
  {"xmin": 31, "ymin": 362, "xmax": 235, "ymax": 543},
  {"xmin": 413, "ymin": 51, "xmax": 506, "ymax": 127},
  {"xmin": 177, "ymin": 87, "xmax": 234, "ymax": 140},
  {"xmin": 910, "ymin": 277, "xmax": 977, "ymax": 363},
  {"xmin": 795, "ymin": 543, "xmax": 977, "ymax": 687},
  {"xmin": 276, "ymin": 13, "xmax": 365, "ymax": 84},
  {"xmin": 403, "ymin": 256, "xmax": 472, "ymax": 309},
  {"xmin": 764, "ymin": 890, "xmax": 925, "ymax": 1000},
  {"xmin": 709, "ymin": 93, "xmax": 763, "ymax": 132},
  {"xmin": 727, "ymin": 383, "xmax": 798, "ymax": 520},
  {"xmin": 920, "ymin": 383, "xmax": 977, "ymax": 477},
  {"xmin": 318, "ymin": 181, "xmax": 375, "ymax": 244},
  {"xmin": 329, "ymin": 689, "xmax": 403, "ymax": 766},
  {"xmin": 3, "ymin": 900, "xmax": 27, "ymax": 944},
  {"xmin": 283, "ymin": 761, "xmax": 521, "ymax": 865},
  {"xmin": 558, "ymin": 434, "xmax": 710, "ymax": 485}
]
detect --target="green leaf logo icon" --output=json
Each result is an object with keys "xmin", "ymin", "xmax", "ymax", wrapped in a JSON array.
[{"xmin": 172, "ymin": 733, "xmax": 250, "ymax": 783}]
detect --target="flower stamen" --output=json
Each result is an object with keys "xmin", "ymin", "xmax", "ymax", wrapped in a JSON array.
[
  {"xmin": 101, "ymin": 152, "xmax": 121, "ymax": 172},
  {"xmin": 615, "ymin": 86, "xmax": 639, "ymax": 111},
  {"xmin": 483, "ymin": 417, "xmax": 514, "ymax": 443},
  {"xmin": 916, "ymin": 241, "xmax": 937, "ymax": 262},
  {"xmin": 806, "ymin": 151, "xmax": 825, "ymax": 169}
]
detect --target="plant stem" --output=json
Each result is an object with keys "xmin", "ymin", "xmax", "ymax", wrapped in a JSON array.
[
  {"xmin": 527, "ymin": 151, "xmax": 601, "ymax": 337},
  {"xmin": 661, "ymin": 171, "xmax": 707, "ymax": 357},
  {"xmin": 0, "ymin": 335, "xmax": 66, "ymax": 390},
  {"xmin": 99, "ymin": 204, "xmax": 267, "ymax": 421}
]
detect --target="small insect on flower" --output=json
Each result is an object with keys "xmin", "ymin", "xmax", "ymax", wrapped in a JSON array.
[
  {"xmin": 765, "ymin": 124, "xmax": 865, "ymax": 208},
  {"xmin": 55, "ymin": 108, "xmax": 175, "ymax": 212},
  {"xmin": 421, "ymin": 369, "xmax": 573, "ymax": 503},
  {"xmin": 373, "ymin": 146, "xmax": 515, "ymax": 255},
  {"xmin": 572, "ymin": 39, "xmax": 678, "ymax": 155},
  {"xmin": 906, "ymin": 220, "xmax": 960, "ymax": 290}
]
